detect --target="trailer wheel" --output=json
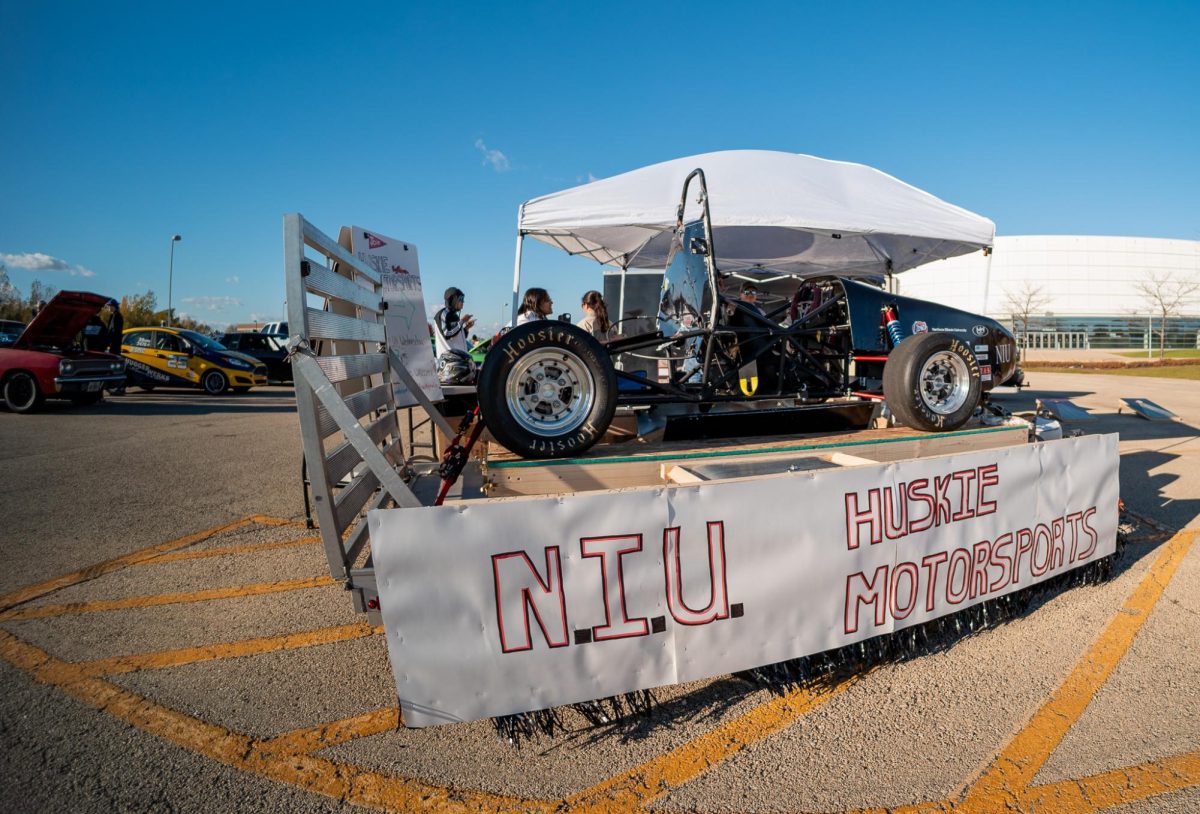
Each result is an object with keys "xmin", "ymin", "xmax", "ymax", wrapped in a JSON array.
[
  {"xmin": 478, "ymin": 322, "xmax": 617, "ymax": 459},
  {"xmin": 883, "ymin": 332, "xmax": 981, "ymax": 432}
]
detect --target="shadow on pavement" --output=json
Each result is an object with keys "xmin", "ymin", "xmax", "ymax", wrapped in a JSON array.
[{"xmin": 29, "ymin": 388, "xmax": 297, "ymax": 417}]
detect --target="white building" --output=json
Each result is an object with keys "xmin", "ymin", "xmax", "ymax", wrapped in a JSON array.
[{"xmin": 896, "ymin": 236, "xmax": 1200, "ymax": 349}]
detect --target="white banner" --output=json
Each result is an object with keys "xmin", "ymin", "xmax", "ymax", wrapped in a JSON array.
[
  {"xmin": 345, "ymin": 226, "xmax": 441, "ymax": 407},
  {"xmin": 370, "ymin": 434, "xmax": 1119, "ymax": 726}
]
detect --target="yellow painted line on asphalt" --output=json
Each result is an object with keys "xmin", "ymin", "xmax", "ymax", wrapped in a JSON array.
[
  {"xmin": 1020, "ymin": 749, "xmax": 1200, "ymax": 813},
  {"xmin": 61, "ymin": 622, "xmax": 381, "ymax": 680},
  {"xmin": 0, "ymin": 576, "xmax": 336, "ymax": 622},
  {"xmin": 258, "ymin": 706, "xmax": 401, "ymax": 756},
  {"xmin": 0, "ymin": 516, "xmax": 257, "ymax": 612},
  {"xmin": 140, "ymin": 535, "xmax": 321, "ymax": 565},
  {"xmin": 565, "ymin": 677, "xmax": 859, "ymax": 812},
  {"xmin": 957, "ymin": 528, "xmax": 1199, "ymax": 813},
  {"xmin": 842, "ymin": 802, "xmax": 952, "ymax": 814},
  {"xmin": 0, "ymin": 628, "xmax": 550, "ymax": 814},
  {"xmin": 246, "ymin": 514, "xmax": 309, "ymax": 527}
]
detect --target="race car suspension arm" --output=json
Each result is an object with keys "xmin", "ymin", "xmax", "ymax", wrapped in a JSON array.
[{"xmin": 434, "ymin": 406, "xmax": 485, "ymax": 507}]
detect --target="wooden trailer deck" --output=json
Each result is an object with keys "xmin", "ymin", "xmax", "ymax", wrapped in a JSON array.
[{"xmin": 481, "ymin": 421, "xmax": 1031, "ymax": 497}]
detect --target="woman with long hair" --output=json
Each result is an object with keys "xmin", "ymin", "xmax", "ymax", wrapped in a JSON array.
[
  {"xmin": 576, "ymin": 290, "xmax": 611, "ymax": 340},
  {"xmin": 515, "ymin": 287, "xmax": 553, "ymax": 325}
]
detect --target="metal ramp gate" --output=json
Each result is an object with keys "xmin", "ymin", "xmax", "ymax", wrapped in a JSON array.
[{"xmin": 283, "ymin": 214, "xmax": 455, "ymax": 616}]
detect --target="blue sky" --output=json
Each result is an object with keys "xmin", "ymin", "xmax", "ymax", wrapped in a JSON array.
[{"xmin": 2, "ymin": 1, "xmax": 1197, "ymax": 331}]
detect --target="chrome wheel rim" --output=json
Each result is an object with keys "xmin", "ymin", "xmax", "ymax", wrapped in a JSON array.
[
  {"xmin": 919, "ymin": 351, "xmax": 971, "ymax": 415},
  {"xmin": 505, "ymin": 349, "xmax": 595, "ymax": 435}
]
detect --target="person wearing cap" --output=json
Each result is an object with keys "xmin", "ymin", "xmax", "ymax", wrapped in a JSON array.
[
  {"xmin": 105, "ymin": 298, "xmax": 126, "ymax": 394},
  {"xmin": 433, "ymin": 287, "xmax": 475, "ymax": 358},
  {"xmin": 728, "ymin": 280, "xmax": 778, "ymax": 391}
]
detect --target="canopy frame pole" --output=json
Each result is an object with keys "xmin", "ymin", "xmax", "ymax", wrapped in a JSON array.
[
  {"xmin": 510, "ymin": 203, "xmax": 525, "ymax": 326},
  {"xmin": 982, "ymin": 245, "xmax": 995, "ymax": 315}
]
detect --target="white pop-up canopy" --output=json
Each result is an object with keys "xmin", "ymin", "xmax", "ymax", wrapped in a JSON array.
[{"xmin": 514, "ymin": 150, "xmax": 994, "ymax": 290}]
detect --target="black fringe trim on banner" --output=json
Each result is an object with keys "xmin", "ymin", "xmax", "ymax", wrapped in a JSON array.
[{"xmin": 492, "ymin": 525, "xmax": 1131, "ymax": 747}]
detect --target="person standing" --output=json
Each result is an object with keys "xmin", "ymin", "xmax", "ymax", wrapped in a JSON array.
[
  {"xmin": 516, "ymin": 287, "xmax": 553, "ymax": 325},
  {"xmin": 576, "ymin": 290, "xmax": 612, "ymax": 340},
  {"xmin": 105, "ymin": 298, "xmax": 126, "ymax": 394}
]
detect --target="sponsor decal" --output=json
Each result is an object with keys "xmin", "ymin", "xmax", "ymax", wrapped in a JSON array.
[
  {"xmin": 974, "ymin": 344, "xmax": 989, "ymax": 353},
  {"xmin": 932, "ymin": 327, "xmax": 967, "ymax": 333},
  {"xmin": 972, "ymin": 325, "xmax": 989, "ymax": 337},
  {"xmin": 125, "ymin": 358, "xmax": 171, "ymax": 382},
  {"xmin": 981, "ymin": 364, "xmax": 992, "ymax": 381},
  {"xmin": 364, "ymin": 231, "xmax": 386, "ymax": 249},
  {"xmin": 911, "ymin": 321, "xmax": 929, "ymax": 334}
]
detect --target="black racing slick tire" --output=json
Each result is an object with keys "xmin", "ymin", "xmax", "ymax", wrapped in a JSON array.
[
  {"xmin": 477, "ymin": 321, "xmax": 617, "ymax": 459},
  {"xmin": 3, "ymin": 371, "xmax": 44, "ymax": 413},
  {"xmin": 883, "ymin": 331, "xmax": 981, "ymax": 432},
  {"xmin": 202, "ymin": 370, "xmax": 228, "ymax": 395}
]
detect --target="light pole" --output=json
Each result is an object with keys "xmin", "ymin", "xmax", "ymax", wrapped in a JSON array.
[{"xmin": 167, "ymin": 234, "xmax": 182, "ymax": 326}]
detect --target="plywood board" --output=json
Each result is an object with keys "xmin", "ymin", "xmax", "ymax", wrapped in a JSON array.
[{"xmin": 484, "ymin": 423, "xmax": 1029, "ymax": 497}]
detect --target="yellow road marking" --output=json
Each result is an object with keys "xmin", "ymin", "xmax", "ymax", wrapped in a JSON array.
[
  {"xmin": 246, "ymin": 514, "xmax": 308, "ymax": 527},
  {"xmin": 259, "ymin": 706, "xmax": 400, "ymax": 755},
  {"xmin": 0, "ymin": 576, "xmax": 336, "ymax": 622},
  {"xmin": 140, "ymin": 535, "xmax": 320, "ymax": 565},
  {"xmin": 0, "ymin": 516, "xmax": 257, "ymax": 612},
  {"xmin": 957, "ymin": 528, "xmax": 1199, "ymax": 813},
  {"xmin": 0, "ymin": 628, "xmax": 549, "ymax": 814},
  {"xmin": 60, "ymin": 622, "xmax": 381, "ymax": 681},
  {"xmin": 1020, "ymin": 749, "xmax": 1200, "ymax": 813},
  {"xmin": 565, "ymin": 677, "xmax": 859, "ymax": 812}
]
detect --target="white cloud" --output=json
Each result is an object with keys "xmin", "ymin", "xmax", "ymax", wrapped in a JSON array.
[
  {"xmin": 474, "ymin": 138, "xmax": 510, "ymax": 172},
  {"xmin": 182, "ymin": 295, "xmax": 242, "ymax": 311},
  {"xmin": 225, "ymin": 275, "xmax": 240, "ymax": 284},
  {"xmin": 248, "ymin": 312, "xmax": 273, "ymax": 323},
  {"xmin": 0, "ymin": 251, "xmax": 95, "ymax": 277}
]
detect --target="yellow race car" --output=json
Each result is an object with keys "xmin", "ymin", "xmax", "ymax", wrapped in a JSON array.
[{"xmin": 121, "ymin": 327, "xmax": 267, "ymax": 394}]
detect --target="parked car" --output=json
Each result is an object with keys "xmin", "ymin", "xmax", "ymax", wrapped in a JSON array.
[
  {"xmin": 0, "ymin": 292, "xmax": 126, "ymax": 413},
  {"xmin": 218, "ymin": 331, "xmax": 291, "ymax": 381},
  {"xmin": 260, "ymin": 321, "xmax": 287, "ymax": 336},
  {"xmin": 120, "ymin": 327, "xmax": 267, "ymax": 394},
  {"xmin": 0, "ymin": 320, "xmax": 25, "ymax": 348}
]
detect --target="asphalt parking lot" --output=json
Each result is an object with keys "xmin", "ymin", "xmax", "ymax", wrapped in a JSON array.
[{"xmin": 1, "ymin": 376, "xmax": 1198, "ymax": 814}]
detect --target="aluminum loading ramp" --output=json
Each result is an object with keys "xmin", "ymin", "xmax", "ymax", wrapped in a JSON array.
[
  {"xmin": 1118, "ymin": 397, "xmax": 1181, "ymax": 421},
  {"xmin": 1037, "ymin": 397, "xmax": 1098, "ymax": 422}
]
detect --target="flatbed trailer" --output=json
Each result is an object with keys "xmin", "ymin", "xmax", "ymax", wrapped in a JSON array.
[{"xmin": 283, "ymin": 214, "xmax": 1116, "ymax": 728}]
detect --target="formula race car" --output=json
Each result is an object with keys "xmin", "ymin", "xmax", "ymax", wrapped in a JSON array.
[{"xmin": 479, "ymin": 165, "xmax": 1018, "ymax": 459}]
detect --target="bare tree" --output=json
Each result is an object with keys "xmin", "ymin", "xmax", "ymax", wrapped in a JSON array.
[
  {"xmin": 1002, "ymin": 282, "xmax": 1051, "ymax": 357},
  {"xmin": 1135, "ymin": 272, "xmax": 1200, "ymax": 360}
]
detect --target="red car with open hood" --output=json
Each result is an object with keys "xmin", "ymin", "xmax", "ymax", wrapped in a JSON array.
[{"xmin": 0, "ymin": 291, "xmax": 127, "ymax": 413}]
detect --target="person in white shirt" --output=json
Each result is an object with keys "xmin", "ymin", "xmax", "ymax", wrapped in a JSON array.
[
  {"xmin": 433, "ymin": 287, "xmax": 475, "ymax": 357},
  {"xmin": 515, "ymin": 287, "xmax": 553, "ymax": 325}
]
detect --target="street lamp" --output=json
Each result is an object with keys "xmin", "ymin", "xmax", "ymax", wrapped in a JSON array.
[{"xmin": 167, "ymin": 234, "xmax": 182, "ymax": 327}]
